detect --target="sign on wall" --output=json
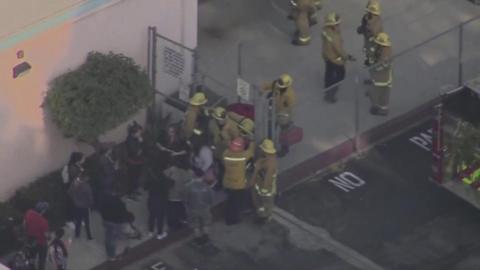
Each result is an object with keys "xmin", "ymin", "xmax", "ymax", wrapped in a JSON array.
[
  {"xmin": 237, "ymin": 77, "xmax": 250, "ymax": 101},
  {"xmin": 163, "ymin": 47, "xmax": 185, "ymax": 79}
]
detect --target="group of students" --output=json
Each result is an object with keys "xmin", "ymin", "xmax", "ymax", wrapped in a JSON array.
[{"xmin": 17, "ymin": 76, "xmax": 295, "ymax": 269}]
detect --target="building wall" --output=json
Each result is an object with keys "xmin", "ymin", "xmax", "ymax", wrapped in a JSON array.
[{"xmin": 0, "ymin": 0, "xmax": 198, "ymax": 201}]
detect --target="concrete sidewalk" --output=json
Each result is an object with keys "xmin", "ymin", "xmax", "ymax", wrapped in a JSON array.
[
  {"xmin": 197, "ymin": 0, "xmax": 480, "ymax": 173},
  {"xmin": 122, "ymin": 210, "xmax": 361, "ymax": 270}
]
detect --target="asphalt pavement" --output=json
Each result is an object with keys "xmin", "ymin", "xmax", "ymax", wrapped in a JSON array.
[
  {"xmin": 280, "ymin": 120, "xmax": 480, "ymax": 270},
  {"xmin": 121, "ymin": 120, "xmax": 480, "ymax": 270}
]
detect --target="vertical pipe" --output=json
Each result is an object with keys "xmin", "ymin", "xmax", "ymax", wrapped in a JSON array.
[
  {"xmin": 458, "ymin": 23, "xmax": 464, "ymax": 87},
  {"xmin": 147, "ymin": 27, "xmax": 152, "ymax": 82},
  {"xmin": 151, "ymin": 27, "xmax": 159, "ymax": 138},
  {"xmin": 152, "ymin": 27, "xmax": 158, "ymax": 93},
  {"xmin": 146, "ymin": 27, "xmax": 153, "ymax": 133},
  {"xmin": 354, "ymin": 76, "xmax": 360, "ymax": 153},
  {"xmin": 193, "ymin": 50, "xmax": 199, "ymax": 92},
  {"xmin": 237, "ymin": 43, "xmax": 243, "ymax": 103}
]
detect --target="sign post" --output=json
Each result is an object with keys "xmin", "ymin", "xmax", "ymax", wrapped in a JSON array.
[{"xmin": 237, "ymin": 77, "xmax": 250, "ymax": 102}]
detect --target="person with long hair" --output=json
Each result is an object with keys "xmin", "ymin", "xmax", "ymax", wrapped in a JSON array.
[
  {"xmin": 66, "ymin": 152, "xmax": 85, "ymax": 188},
  {"xmin": 156, "ymin": 124, "xmax": 189, "ymax": 166},
  {"xmin": 68, "ymin": 173, "xmax": 94, "ymax": 240},
  {"xmin": 125, "ymin": 122, "xmax": 146, "ymax": 201}
]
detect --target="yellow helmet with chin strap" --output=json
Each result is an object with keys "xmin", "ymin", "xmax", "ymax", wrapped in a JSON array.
[
  {"xmin": 276, "ymin": 74, "xmax": 293, "ymax": 88},
  {"xmin": 190, "ymin": 92, "xmax": 208, "ymax": 106},
  {"xmin": 374, "ymin": 32, "xmax": 391, "ymax": 47},
  {"xmin": 212, "ymin": 107, "xmax": 226, "ymax": 120},
  {"xmin": 366, "ymin": 1, "xmax": 381, "ymax": 15},
  {"xmin": 260, "ymin": 139, "xmax": 276, "ymax": 154},
  {"xmin": 239, "ymin": 118, "xmax": 254, "ymax": 135}
]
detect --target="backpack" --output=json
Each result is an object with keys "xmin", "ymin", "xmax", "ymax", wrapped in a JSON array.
[
  {"xmin": 48, "ymin": 240, "xmax": 67, "ymax": 269},
  {"xmin": 61, "ymin": 165, "xmax": 69, "ymax": 184}
]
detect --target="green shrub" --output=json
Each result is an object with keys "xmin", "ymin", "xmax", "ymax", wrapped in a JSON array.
[
  {"xmin": 0, "ymin": 203, "xmax": 22, "ymax": 256},
  {"xmin": 9, "ymin": 171, "xmax": 68, "ymax": 229},
  {"xmin": 0, "ymin": 171, "xmax": 68, "ymax": 256},
  {"xmin": 0, "ymin": 155, "xmax": 104, "ymax": 255},
  {"xmin": 45, "ymin": 51, "xmax": 153, "ymax": 142}
]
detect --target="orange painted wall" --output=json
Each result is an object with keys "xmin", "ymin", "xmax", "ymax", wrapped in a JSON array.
[{"xmin": 0, "ymin": 0, "xmax": 197, "ymax": 200}]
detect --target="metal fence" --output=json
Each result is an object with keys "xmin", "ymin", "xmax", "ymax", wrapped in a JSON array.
[
  {"xmin": 147, "ymin": 26, "xmax": 265, "ymax": 141},
  {"xmin": 147, "ymin": 15, "xmax": 480, "ymax": 162},
  {"xmin": 238, "ymin": 15, "xmax": 480, "ymax": 159}
]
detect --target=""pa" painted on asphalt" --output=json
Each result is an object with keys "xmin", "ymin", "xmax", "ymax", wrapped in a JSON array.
[{"xmin": 328, "ymin": 171, "xmax": 366, "ymax": 193}]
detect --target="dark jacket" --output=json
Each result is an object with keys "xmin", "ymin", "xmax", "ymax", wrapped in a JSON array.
[
  {"xmin": 99, "ymin": 194, "xmax": 129, "ymax": 224},
  {"xmin": 68, "ymin": 179, "xmax": 94, "ymax": 209},
  {"xmin": 67, "ymin": 164, "xmax": 84, "ymax": 187},
  {"xmin": 144, "ymin": 168, "xmax": 174, "ymax": 203},
  {"xmin": 126, "ymin": 135, "xmax": 145, "ymax": 164},
  {"xmin": 99, "ymin": 155, "xmax": 116, "ymax": 192}
]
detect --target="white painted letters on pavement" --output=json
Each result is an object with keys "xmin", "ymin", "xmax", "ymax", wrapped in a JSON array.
[
  {"xmin": 328, "ymin": 171, "xmax": 366, "ymax": 193},
  {"xmin": 409, "ymin": 128, "xmax": 432, "ymax": 152}
]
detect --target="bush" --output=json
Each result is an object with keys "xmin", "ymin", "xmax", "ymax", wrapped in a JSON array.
[
  {"xmin": 0, "ymin": 203, "xmax": 22, "ymax": 256},
  {"xmin": 45, "ymin": 51, "xmax": 153, "ymax": 142},
  {"xmin": 0, "ymin": 155, "xmax": 105, "ymax": 256},
  {"xmin": 0, "ymin": 171, "xmax": 68, "ymax": 256},
  {"xmin": 10, "ymin": 171, "xmax": 68, "ymax": 230}
]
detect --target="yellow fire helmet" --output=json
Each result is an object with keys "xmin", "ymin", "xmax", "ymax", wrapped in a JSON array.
[
  {"xmin": 189, "ymin": 92, "xmax": 208, "ymax": 106},
  {"xmin": 325, "ymin": 12, "xmax": 341, "ymax": 26},
  {"xmin": 239, "ymin": 118, "xmax": 255, "ymax": 135},
  {"xmin": 276, "ymin": 74, "xmax": 293, "ymax": 88},
  {"xmin": 374, "ymin": 32, "xmax": 392, "ymax": 47},
  {"xmin": 366, "ymin": 1, "xmax": 381, "ymax": 15},
  {"xmin": 260, "ymin": 139, "xmax": 276, "ymax": 154},
  {"xmin": 212, "ymin": 106, "xmax": 226, "ymax": 120}
]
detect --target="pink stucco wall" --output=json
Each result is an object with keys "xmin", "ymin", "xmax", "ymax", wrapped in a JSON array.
[{"xmin": 0, "ymin": 0, "xmax": 198, "ymax": 201}]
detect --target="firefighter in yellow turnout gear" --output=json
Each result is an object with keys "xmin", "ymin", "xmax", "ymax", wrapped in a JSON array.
[
  {"xmin": 251, "ymin": 139, "xmax": 278, "ymax": 223},
  {"xmin": 262, "ymin": 74, "xmax": 296, "ymax": 156},
  {"xmin": 208, "ymin": 107, "xmax": 240, "ymax": 159},
  {"xmin": 368, "ymin": 32, "xmax": 393, "ymax": 116},
  {"xmin": 357, "ymin": 1, "xmax": 383, "ymax": 68},
  {"xmin": 322, "ymin": 12, "xmax": 356, "ymax": 103},
  {"xmin": 223, "ymin": 137, "xmax": 255, "ymax": 225},
  {"xmin": 290, "ymin": 0, "xmax": 318, "ymax": 46},
  {"xmin": 183, "ymin": 92, "xmax": 208, "ymax": 139}
]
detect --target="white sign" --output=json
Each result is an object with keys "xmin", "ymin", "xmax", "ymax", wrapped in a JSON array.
[
  {"xmin": 328, "ymin": 171, "xmax": 366, "ymax": 192},
  {"xmin": 178, "ymin": 79, "xmax": 190, "ymax": 102},
  {"xmin": 409, "ymin": 128, "xmax": 432, "ymax": 152},
  {"xmin": 237, "ymin": 78, "xmax": 250, "ymax": 101}
]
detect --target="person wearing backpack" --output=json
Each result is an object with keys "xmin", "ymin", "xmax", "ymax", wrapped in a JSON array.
[
  {"xmin": 49, "ymin": 228, "xmax": 68, "ymax": 270},
  {"xmin": 184, "ymin": 170, "xmax": 214, "ymax": 246},
  {"xmin": 68, "ymin": 174, "xmax": 94, "ymax": 240}
]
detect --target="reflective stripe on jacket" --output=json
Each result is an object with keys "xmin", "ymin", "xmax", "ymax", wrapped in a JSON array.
[
  {"xmin": 252, "ymin": 156, "xmax": 278, "ymax": 197},
  {"xmin": 371, "ymin": 46, "xmax": 393, "ymax": 87},
  {"xmin": 222, "ymin": 142, "xmax": 255, "ymax": 190},
  {"xmin": 322, "ymin": 27, "xmax": 347, "ymax": 66}
]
